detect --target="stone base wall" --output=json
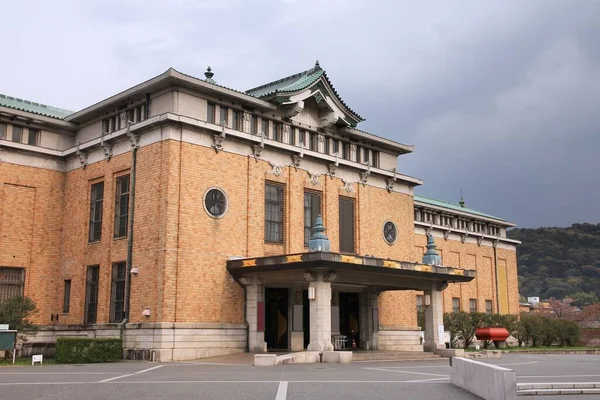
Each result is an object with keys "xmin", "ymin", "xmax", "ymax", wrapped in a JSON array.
[
  {"xmin": 376, "ymin": 329, "xmax": 423, "ymax": 352},
  {"xmin": 20, "ymin": 323, "xmax": 246, "ymax": 362},
  {"xmin": 123, "ymin": 322, "xmax": 247, "ymax": 362}
]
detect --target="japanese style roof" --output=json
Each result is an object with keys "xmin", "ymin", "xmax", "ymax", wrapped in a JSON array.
[
  {"xmin": 245, "ymin": 61, "xmax": 364, "ymax": 124},
  {"xmin": 0, "ymin": 93, "xmax": 73, "ymax": 119},
  {"xmin": 414, "ymin": 195, "xmax": 508, "ymax": 222}
]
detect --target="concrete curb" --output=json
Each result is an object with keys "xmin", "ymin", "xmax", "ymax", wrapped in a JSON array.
[
  {"xmin": 519, "ymin": 388, "xmax": 600, "ymax": 396},
  {"xmin": 518, "ymin": 383, "xmax": 600, "ymax": 396}
]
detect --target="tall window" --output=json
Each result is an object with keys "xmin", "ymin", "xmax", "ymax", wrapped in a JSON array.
[
  {"xmin": 251, "ymin": 116, "xmax": 258, "ymax": 135},
  {"xmin": 342, "ymin": 143, "xmax": 350, "ymax": 160},
  {"xmin": 0, "ymin": 267, "xmax": 25, "ymax": 302},
  {"xmin": 339, "ymin": 197, "xmax": 355, "ymax": 253},
  {"xmin": 27, "ymin": 129, "xmax": 40, "ymax": 146},
  {"xmin": 324, "ymin": 137, "xmax": 330, "ymax": 155},
  {"xmin": 265, "ymin": 183, "xmax": 284, "ymax": 243},
  {"xmin": 84, "ymin": 266, "xmax": 99, "ymax": 324},
  {"xmin": 485, "ymin": 300, "xmax": 493, "ymax": 314},
  {"xmin": 273, "ymin": 123, "xmax": 282, "ymax": 142},
  {"xmin": 89, "ymin": 182, "xmax": 104, "ymax": 242},
  {"xmin": 114, "ymin": 175, "xmax": 130, "ymax": 238},
  {"xmin": 261, "ymin": 119, "xmax": 269, "ymax": 138},
  {"xmin": 288, "ymin": 127, "xmax": 296, "ymax": 145},
  {"xmin": 469, "ymin": 298, "xmax": 477, "ymax": 313},
  {"xmin": 110, "ymin": 262, "xmax": 127, "ymax": 323},
  {"xmin": 219, "ymin": 106, "xmax": 228, "ymax": 126},
  {"xmin": 309, "ymin": 132, "xmax": 318, "ymax": 151},
  {"xmin": 416, "ymin": 295, "xmax": 424, "ymax": 312},
  {"xmin": 207, "ymin": 102, "xmax": 216, "ymax": 124},
  {"xmin": 63, "ymin": 280, "xmax": 71, "ymax": 313},
  {"xmin": 12, "ymin": 126, "xmax": 22, "ymax": 143},
  {"xmin": 452, "ymin": 297, "xmax": 461, "ymax": 313},
  {"xmin": 333, "ymin": 139, "xmax": 340, "ymax": 155},
  {"xmin": 372, "ymin": 151, "xmax": 380, "ymax": 168},
  {"xmin": 0, "ymin": 123, "xmax": 6, "ymax": 139},
  {"xmin": 364, "ymin": 148, "xmax": 370, "ymax": 164},
  {"xmin": 232, "ymin": 110, "xmax": 243, "ymax": 131},
  {"xmin": 304, "ymin": 191, "xmax": 321, "ymax": 246}
]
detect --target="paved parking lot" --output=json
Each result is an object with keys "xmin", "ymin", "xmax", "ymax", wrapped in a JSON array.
[{"xmin": 1, "ymin": 353, "xmax": 599, "ymax": 399}]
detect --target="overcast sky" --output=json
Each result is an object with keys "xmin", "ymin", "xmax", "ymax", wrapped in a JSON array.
[{"xmin": 3, "ymin": 0, "xmax": 599, "ymax": 228}]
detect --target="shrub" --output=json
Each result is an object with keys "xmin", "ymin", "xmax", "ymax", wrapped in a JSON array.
[
  {"xmin": 55, "ymin": 338, "xmax": 122, "ymax": 364},
  {"xmin": 0, "ymin": 296, "xmax": 37, "ymax": 332},
  {"xmin": 521, "ymin": 314, "xmax": 547, "ymax": 347},
  {"xmin": 555, "ymin": 319, "xmax": 580, "ymax": 346}
]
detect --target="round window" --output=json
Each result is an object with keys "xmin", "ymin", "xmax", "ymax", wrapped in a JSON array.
[
  {"xmin": 383, "ymin": 221, "xmax": 397, "ymax": 244},
  {"xmin": 203, "ymin": 188, "xmax": 228, "ymax": 218}
]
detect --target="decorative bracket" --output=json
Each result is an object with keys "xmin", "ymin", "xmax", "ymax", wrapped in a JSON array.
[
  {"xmin": 307, "ymin": 171, "xmax": 321, "ymax": 185},
  {"xmin": 125, "ymin": 125, "xmax": 139, "ymax": 149},
  {"xmin": 443, "ymin": 229, "xmax": 451, "ymax": 241},
  {"xmin": 212, "ymin": 120, "xmax": 227, "ymax": 153},
  {"xmin": 341, "ymin": 179, "xmax": 354, "ymax": 193},
  {"xmin": 324, "ymin": 271, "xmax": 337, "ymax": 282},
  {"xmin": 75, "ymin": 141, "xmax": 88, "ymax": 168},
  {"xmin": 100, "ymin": 131, "xmax": 113, "ymax": 160},
  {"xmin": 303, "ymin": 271, "xmax": 317, "ymax": 282},
  {"xmin": 477, "ymin": 234, "xmax": 484, "ymax": 247},
  {"xmin": 460, "ymin": 233, "xmax": 467, "ymax": 244},
  {"xmin": 292, "ymin": 143, "xmax": 307, "ymax": 170},
  {"xmin": 268, "ymin": 162, "xmax": 284, "ymax": 177},
  {"xmin": 251, "ymin": 131, "xmax": 265, "ymax": 161},
  {"xmin": 359, "ymin": 160, "xmax": 371, "ymax": 186},
  {"xmin": 386, "ymin": 168, "xmax": 397, "ymax": 193},
  {"xmin": 493, "ymin": 238, "xmax": 500, "ymax": 248},
  {"xmin": 328, "ymin": 152, "xmax": 339, "ymax": 177}
]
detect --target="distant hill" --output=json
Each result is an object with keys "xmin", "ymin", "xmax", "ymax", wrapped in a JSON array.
[{"xmin": 507, "ymin": 223, "xmax": 600, "ymax": 302}]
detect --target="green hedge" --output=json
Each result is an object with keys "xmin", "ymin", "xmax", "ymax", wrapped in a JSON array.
[{"xmin": 55, "ymin": 338, "xmax": 122, "ymax": 364}]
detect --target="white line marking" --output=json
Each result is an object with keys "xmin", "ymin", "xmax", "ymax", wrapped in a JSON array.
[
  {"xmin": 98, "ymin": 365, "xmax": 164, "ymax": 383},
  {"xmin": 404, "ymin": 377, "xmax": 450, "ymax": 383},
  {"xmin": 170, "ymin": 362, "xmax": 251, "ymax": 367},
  {"xmin": 517, "ymin": 382, "xmax": 600, "ymax": 386},
  {"xmin": 0, "ymin": 380, "xmax": 454, "ymax": 386},
  {"xmin": 0, "ymin": 372, "xmax": 117, "ymax": 375},
  {"xmin": 275, "ymin": 381, "xmax": 288, "ymax": 400},
  {"xmin": 364, "ymin": 367, "xmax": 448, "ymax": 377},
  {"xmin": 494, "ymin": 361, "xmax": 538, "ymax": 366},
  {"xmin": 363, "ymin": 365, "xmax": 450, "ymax": 369},
  {"xmin": 0, "ymin": 382, "xmax": 87, "ymax": 386}
]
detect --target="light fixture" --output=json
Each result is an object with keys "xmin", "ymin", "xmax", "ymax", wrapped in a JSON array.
[
  {"xmin": 308, "ymin": 287, "xmax": 316, "ymax": 300},
  {"xmin": 130, "ymin": 267, "xmax": 139, "ymax": 275}
]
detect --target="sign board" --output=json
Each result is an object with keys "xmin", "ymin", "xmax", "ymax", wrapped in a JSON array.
[
  {"xmin": 32, "ymin": 354, "xmax": 43, "ymax": 366},
  {"xmin": 0, "ymin": 324, "xmax": 9, "ymax": 330},
  {"xmin": 0, "ymin": 331, "xmax": 16, "ymax": 350},
  {"xmin": 438, "ymin": 325, "xmax": 445, "ymax": 342}
]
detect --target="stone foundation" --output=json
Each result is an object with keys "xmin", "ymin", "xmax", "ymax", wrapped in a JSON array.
[{"xmin": 376, "ymin": 328, "xmax": 423, "ymax": 352}]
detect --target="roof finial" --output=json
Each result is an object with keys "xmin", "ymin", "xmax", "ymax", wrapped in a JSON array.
[
  {"xmin": 459, "ymin": 188, "xmax": 465, "ymax": 208},
  {"xmin": 314, "ymin": 59, "xmax": 321, "ymax": 70},
  {"xmin": 204, "ymin": 66, "xmax": 215, "ymax": 83}
]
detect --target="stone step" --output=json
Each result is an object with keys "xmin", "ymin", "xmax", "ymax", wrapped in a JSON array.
[{"xmin": 353, "ymin": 351, "xmax": 441, "ymax": 361}]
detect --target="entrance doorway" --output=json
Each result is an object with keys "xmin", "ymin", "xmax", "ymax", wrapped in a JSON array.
[
  {"xmin": 339, "ymin": 292, "xmax": 360, "ymax": 349},
  {"xmin": 265, "ymin": 288, "xmax": 289, "ymax": 350},
  {"xmin": 303, "ymin": 290, "xmax": 310, "ymax": 348}
]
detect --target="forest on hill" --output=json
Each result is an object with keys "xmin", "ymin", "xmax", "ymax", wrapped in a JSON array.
[{"xmin": 507, "ymin": 223, "xmax": 600, "ymax": 304}]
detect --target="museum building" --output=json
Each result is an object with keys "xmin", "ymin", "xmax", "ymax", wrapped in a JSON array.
[{"xmin": 0, "ymin": 62, "xmax": 520, "ymax": 360}]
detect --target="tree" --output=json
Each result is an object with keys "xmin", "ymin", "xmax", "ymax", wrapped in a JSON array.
[
  {"xmin": 547, "ymin": 298, "xmax": 577, "ymax": 319},
  {"xmin": 569, "ymin": 291, "xmax": 599, "ymax": 307},
  {"xmin": 0, "ymin": 296, "xmax": 37, "ymax": 332}
]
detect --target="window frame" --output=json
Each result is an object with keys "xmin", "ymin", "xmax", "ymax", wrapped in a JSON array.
[
  {"xmin": 114, "ymin": 175, "xmax": 130, "ymax": 238},
  {"xmin": 485, "ymin": 300, "xmax": 493, "ymax": 314},
  {"xmin": 0, "ymin": 122, "xmax": 6, "ymax": 139},
  {"xmin": 264, "ymin": 182, "xmax": 285, "ymax": 244},
  {"xmin": 469, "ymin": 298, "xmax": 477, "ymax": 313},
  {"xmin": 63, "ymin": 280, "xmax": 71, "ymax": 313},
  {"xmin": 304, "ymin": 190, "xmax": 322, "ymax": 247},
  {"xmin": 0, "ymin": 267, "xmax": 25, "ymax": 302},
  {"xmin": 219, "ymin": 106, "xmax": 229, "ymax": 126},
  {"xmin": 452, "ymin": 297, "xmax": 461, "ymax": 313},
  {"xmin": 261, "ymin": 119, "xmax": 270, "ymax": 138},
  {"xmin": 84, "ymin": 266, "xmax": 100, "ymax": 324},
  {"xmin": 207, "ymin": 102, "xmax": 216, "ymax": 124},
  {"xmin": 11, "ymin": 125, "xmax": 22, "ymax": 143},
  {"xmin": 27, "ymin": 128, "xmax": 40, "ymax": 146},
  {"xmin": 416, "ymin": 295, "xmax": 424, "ymax": 312},
  {"xmin": 89, "ymin": 182, "xmax": 104, "ymax": 243},
  {"xmin": 110, "ymin": 262, "xmax": 127, "ymax": 323}
]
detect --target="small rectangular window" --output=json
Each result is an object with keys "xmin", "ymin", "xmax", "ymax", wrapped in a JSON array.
[
  {"xmin": 372, "ymin": 151, "xmax": 380, "ymax": 168},
  {"xmin": 333, "ymin": 139, "xmax": 340, "ymax": 155},
  {"xmin": 339, "ymin": 197, "xmax": 355, "ymax": 253},
  {"xmin": 114, "ymin": 175, "xmax": 130, "ymax": 238},
  {"xmin": 416, "ymin": 295, "xmax": 423, "ymax": 312},
  {"xmin": 364, "ymin": 148, "xmax": 370, "ymax": 163},
  {"xmin": 207, "ymin": 102, "xmax": 216, "ymax": 124},
  {"xmin": 134, "ymin": 106, "xmax": 142, "ymax": 123},
  {"xmin": 273, "ymin": 123, "xmax": 282, "ymax": 142},
  {"xmin": 251, "ymin": 116, "xmax": 258, "ymax": 135},
  {"xmin": 324, "ymin": 137, "xmax": 330, "ymax": 155},
  {"xmin": 219, "ymin": 106, "xmax": 228, "ymax": 126},
  {"xmin": 110, "ymin": 262, "xmax": 127, "ymax": 323},
  {"xmin": 485, "ymin": 300, "xmax": 493, "ymax": 314},
  {"xmin": 309, "ymin": 132, "xmax": 318, "ymax": 151},
  {"xmin": 299, "ymin": 130, "xmax": 305, "ymax": 146},
  {"xmin": 304, "ymin": 191, "xmax": 322, "ymax": 246},
  {"xmin": 84, "ymin": 266, "xmax": 99, "ymax": 324},
  {"xmin": 89, "ymin": 182, "xmax": 104, "ymax": 243},
  {"xmin": 342, "ymin": 143, "xmax": 350, "ymax": 160},
  {"xmin": 28, "ymin": 129, "xmax": 40, "ymax": 146},
  {"xmin": 0, "ymin": 267, "xmax": 25, "ymax": 302},
  {"xmin": 452, "ymin": 297, "xmax": 460, "ymax": 313},
  {"xmin": 265, "ymin": 182, "xmax": 284, "ymax": 243},
  {"xmin": 261, "ymin": 119, "xmax": 270, "ymax": 138},
  {"xmin": 356, "ymin": 147, "xmax": 362, "ymax": 163},
  {"xmin": 12, "ymin": 126, "xmax": 22, "ymax": 143},
  {"xmin": 232, "ymin": 110, "xmax": 243, "ymax": 131},
  {"xmin": 63, "ymin": 280, "xmax": 71, "ymax": 313},
  {"xmin": 469, "ymin": 298, "xmax": 477, "ymax": 313},
  {"xmin": 0, "ymin": 123, "xmax": 6, "ymax": 139},
  {"xmin": 288, "ymin": 127, "xmax": 296, "ymax": 145}
]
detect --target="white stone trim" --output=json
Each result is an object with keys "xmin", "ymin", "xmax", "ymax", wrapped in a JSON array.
[{"xmin": 414, "ymin": 224, "xmax": 518, "ymax": 250}]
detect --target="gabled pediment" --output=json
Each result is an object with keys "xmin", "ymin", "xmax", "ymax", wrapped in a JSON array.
[{"xmin": 246, "ymin": 61, "xmax": 364, "ymax": 127}]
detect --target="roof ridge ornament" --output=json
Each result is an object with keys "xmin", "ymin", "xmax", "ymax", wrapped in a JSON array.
[
  {"xmin": 204, "ymin": 66, "xmax": 216, "ymax": 84},
  {"xmin": 314, "ymin": 60, "xmax": 321, "ymax": 70}
]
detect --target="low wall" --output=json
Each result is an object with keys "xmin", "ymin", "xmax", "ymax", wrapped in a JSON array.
[
  {"xmin": 451, "ymin": 357, "xmax": 516, "ymax": 400},
  {"xmin": 376, "ymin": 329, "xmax": 422, "ymax": 352}
]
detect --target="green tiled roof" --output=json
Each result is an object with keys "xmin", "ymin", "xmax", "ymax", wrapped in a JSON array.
[
  {"xmin": 414, "ymin": 195, "xmax": 507, "ymax": 222},
  {"xmin": 245, "ymin": 62, "xmax": 364, "ymax": 122},
  {"xmin": 0, "ymin": 94, "xmax": 73, "ymax": 119}
]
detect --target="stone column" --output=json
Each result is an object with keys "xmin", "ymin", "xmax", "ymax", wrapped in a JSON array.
[
  {"xmin": 423, "ymin": 282, "xmax": 446, "ymax": 353},
  {"xmin": 360, "ymin": 289, "xmax": 379, "ymax": 350},
  {"xmin": 306, "ymin": 271, "xmax": 335, "ymax": 352},
  {"xmin": 241, "ymin": 276, "xmax": 266, "ymax": 353}
]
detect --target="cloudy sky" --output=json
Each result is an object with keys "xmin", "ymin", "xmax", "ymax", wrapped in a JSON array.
[{"xmin": 3, "ymin": 0, "xmax": 599, "ymax": 228}]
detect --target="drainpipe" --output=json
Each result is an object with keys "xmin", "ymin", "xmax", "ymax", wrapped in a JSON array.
[
  {"xmin": 493, "ymin": 244, "xmax": 500, "ymax": 314},
  {"xmin": 124, "ymin": 126, "xmax": 139, "ymax": 324}
]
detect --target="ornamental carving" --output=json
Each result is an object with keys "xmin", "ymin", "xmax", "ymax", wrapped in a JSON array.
[
  {"xmin": 307, "ymin": 171, "xmax": 321, "ymax": 185},
  {"xmin": 341, "ymin": 179, "xmax": 354, "ymax": 193},
  {"xmin": 268, "ymin": 162, "xmax": 284, "ymax": 177}
]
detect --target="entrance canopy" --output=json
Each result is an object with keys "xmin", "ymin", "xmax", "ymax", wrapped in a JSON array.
[{"xmin": 227, "ymin": 251, "xmax": 475, "ymax": 292}]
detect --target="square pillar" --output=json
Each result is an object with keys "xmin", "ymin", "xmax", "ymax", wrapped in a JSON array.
[
  {"xmin": 424, "ymin": 282, "xmax": 446, "ymax": 353},
  {"xmin": 241, "ymin": 277, "xmax": 266, "ymax": 353},
  {"xmin": 306, "ymin": 271, "xmax": 334, "ymax": 352},
  {"xmin": 360, "ymin": 289, "xmax": 379, "ymax": 350}
]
